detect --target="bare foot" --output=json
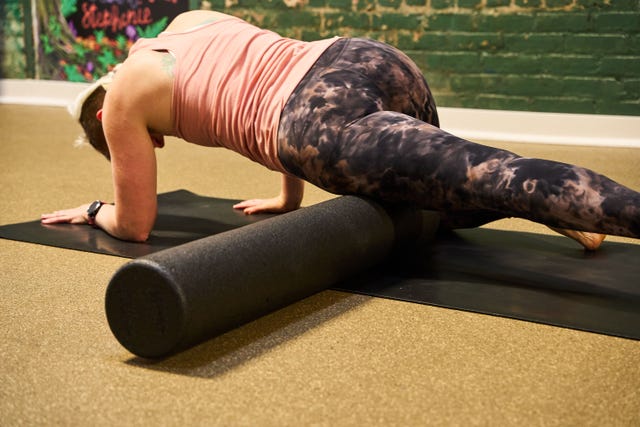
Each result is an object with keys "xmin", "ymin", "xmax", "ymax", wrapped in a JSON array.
[{"xmin": 548, "ymin": 227, "xmax": 607, "ymax": 251}]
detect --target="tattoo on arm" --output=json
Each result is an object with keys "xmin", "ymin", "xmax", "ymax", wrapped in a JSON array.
[{"xmin": 160, "ymin": 53, "xmax": 176, "ymax": 78}]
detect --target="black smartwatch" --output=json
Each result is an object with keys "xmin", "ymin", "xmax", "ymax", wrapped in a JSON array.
[{"xmin": 86, "ymin": 200, "xmax": 105, "ymax": 226}]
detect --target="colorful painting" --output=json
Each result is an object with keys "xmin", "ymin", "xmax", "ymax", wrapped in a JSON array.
[{"xmin": 34, "ymin": 0, "xmax": 190, "ymax": 82}]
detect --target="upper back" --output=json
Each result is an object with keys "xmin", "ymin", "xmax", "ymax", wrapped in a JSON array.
[
  {"xmin": 125, "ymin": 11, "xmax": 337, "ymax": 172},
  {"xmin": 106, "ymin": 11, "xmax": 230, "ymax": 136}
]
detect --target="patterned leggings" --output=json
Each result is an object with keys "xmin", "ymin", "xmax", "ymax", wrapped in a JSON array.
[{"xmin": 277, "ymin": 38, "xmax": 640, "ymax": 238}]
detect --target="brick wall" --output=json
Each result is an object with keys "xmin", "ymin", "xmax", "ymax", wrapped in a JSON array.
[{"xmin": 206, "ymin": 0, "xmax": 640, "ymax": 116}]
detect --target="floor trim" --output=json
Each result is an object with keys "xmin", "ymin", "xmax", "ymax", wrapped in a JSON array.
[{"xmin": 2, "ymin": 78, "xmax": 639, "ymax": 148}]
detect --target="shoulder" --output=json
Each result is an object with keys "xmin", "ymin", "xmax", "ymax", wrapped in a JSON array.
[
  {"xmin": 104, "ymin": 51, "xmax": 174, "ymax": 133},
  {"xmin": 105, "ymin": 54, "xmax": 159, "ymax": 115},
  {"xmin": 111, "ymin": 49, "xmax": 174, "ymax": 103}
]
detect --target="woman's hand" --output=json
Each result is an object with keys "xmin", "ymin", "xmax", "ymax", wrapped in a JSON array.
[
  {"xmin": 233, "ymin": 174, "xmax": 304, "ymax": 215},
  {"xmin": 41, "ymin": 204, "xmax": 91, "ymax": 225},
  {"xmin": 233, "ymin": 196, "xmax": 297, "ymax": 215}
]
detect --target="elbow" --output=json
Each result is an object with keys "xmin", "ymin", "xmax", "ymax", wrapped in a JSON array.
[
  {"xmin": 114, "ymin": 223, "xmax": 151, "ymax": 243},
  {"xmin": 110, "ymin": 208, "xmax": 155, "ymax": 242},
  {"xmin": 127, "ymin": 231, "xmax": 150, "ymax": 243}
]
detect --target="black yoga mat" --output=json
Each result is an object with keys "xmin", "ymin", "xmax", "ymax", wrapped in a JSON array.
[
  {"xmin": 1, "ymin": 189, "xmax": 639, "ymax": 341},
  {"xmin": 0, "ymin": 190, "xmax": 277, "ymax": 258}
]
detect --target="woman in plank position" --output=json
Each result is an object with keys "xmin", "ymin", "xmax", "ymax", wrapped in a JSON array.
[{"xmin": 42, "ymin": 10, "xmax": 639, "ymax": 250}]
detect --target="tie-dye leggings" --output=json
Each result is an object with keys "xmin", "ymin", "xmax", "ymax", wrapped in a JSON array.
[{"xmin": 277, "ymin": 38, "xmax": 640, "ymax": 238}]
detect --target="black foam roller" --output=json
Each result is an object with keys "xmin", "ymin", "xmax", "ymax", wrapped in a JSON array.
[{"xmin": 105, "ymin": 196, "xmax": 430, "ymax": 358}]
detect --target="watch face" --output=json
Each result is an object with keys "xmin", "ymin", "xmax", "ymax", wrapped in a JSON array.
[{"xmin": 88, "ymin": 200, "xmax": 103, "ymax": 217}]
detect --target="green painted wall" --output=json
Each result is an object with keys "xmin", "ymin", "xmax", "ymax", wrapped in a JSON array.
[{"xmin": 3, "ymin": 0, "xmax": 639, "ymax": 115}]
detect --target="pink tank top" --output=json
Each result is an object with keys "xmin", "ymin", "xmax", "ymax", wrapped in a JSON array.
[{"xmin": 129, "ymin": 16, "xmax": 338, "ymax": 172}]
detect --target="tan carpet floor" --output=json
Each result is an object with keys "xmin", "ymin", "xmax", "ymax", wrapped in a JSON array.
[{"xmin": 1, "ymin": 104, "xmax": 639, "ymax": 426}]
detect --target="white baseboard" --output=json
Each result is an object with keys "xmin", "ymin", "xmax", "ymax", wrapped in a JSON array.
[
  {"xmin": 438, "ymin": 107, "xmax": 640, "ymax": 148},
  {"xmin": 2, "ymin": 78, "xmax": 639, "ymax": 148},
  {"xmin": 0, "ymin": 79, "xmax": 89, "ymax": 108}
]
